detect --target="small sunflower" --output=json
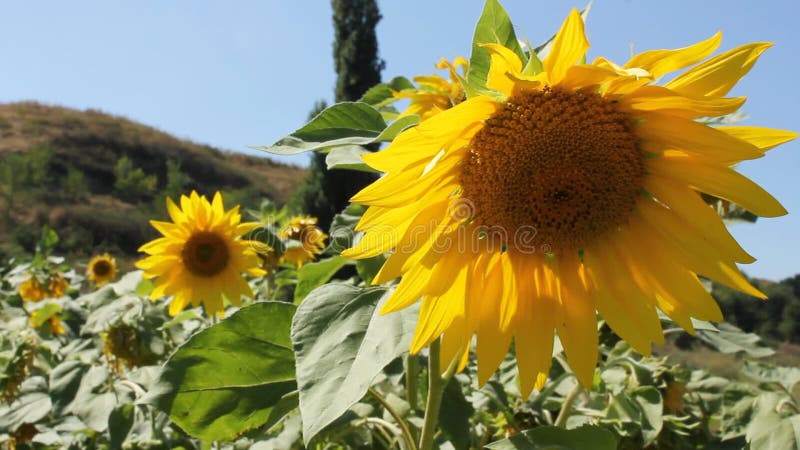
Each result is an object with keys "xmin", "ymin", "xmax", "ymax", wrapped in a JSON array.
[
  {"xmin": 87, "ymin": 253, "xmax": 117, "ymax": 287},
  {"xmin": 394, "ymin": 57, "xmax": 468, "ymax": 120},
  {"xmin": 136, "ymin": 191, "xmax": 266, "ymax": 317},
  {"xmin": 19, "ymin": 274, "xmax": 68, "ymax": 302},
  {"xmin": 344, "ymin": 10, "xmax": 796, "ymax": 394},
  {"xmin": 18, "ymin": 278, "xmax": 46, "ymax": 302},
  {"xmin": 279, "ymin": 216, "xmax": 327, "ymax": 268},
  {"xmin": 29, "ymin": 310, "xmax": 65, "ymax": 335}
]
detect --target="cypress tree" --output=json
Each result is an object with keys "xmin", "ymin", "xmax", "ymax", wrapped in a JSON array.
[{"xmin": 293, "ymin": 0, "xmax": 384, "ymax": 230}]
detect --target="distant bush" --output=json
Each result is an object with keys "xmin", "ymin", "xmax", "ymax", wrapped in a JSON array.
[
  {"xmin": 714, "ymin": 275, "xmax": 800, "ymax": 343},
  {"xmin": 113, "ymin": 156, "xmax": 156, "ymax": 201}
]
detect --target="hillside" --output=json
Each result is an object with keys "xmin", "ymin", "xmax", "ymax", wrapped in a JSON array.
[{"xmin": 0, "ymin": 102, "xmax": 305, "ymax": 258}]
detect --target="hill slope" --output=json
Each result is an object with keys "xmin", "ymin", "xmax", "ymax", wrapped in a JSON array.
[{"xmin": 0, "ymin": 102, "xmax": 305, "ymax": 258}]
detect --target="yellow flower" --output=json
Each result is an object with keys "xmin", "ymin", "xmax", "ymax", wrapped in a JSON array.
[
  {"xmin": 19, "ymin": 278, "xmax": 46, "ymax": 302},
  {"xmin": 19, "ymin": 274, "xmax": 67, "ymax": 302},
  {"xmin": 251, "ymin": 241, "xmax": 280, "ymax": 273},
  {"xmin": 47, "ymin": 274, "xmax": 69, "ymax": 298},
  {"xmin": 279, "ymin": 216, "xmax": 328, "ymax": 268},
  {"xmin": 394, "ymin": 57, "xmax": 468, "ymax": 120},
  {"xmin": 343, "ymin": 10, "xmax": 796, "ymax": 395},
  {"xmin": 87, "ymin": 253, "xmax": 118, "ymax": 287},
  {"xmin": 136, "ymin": 191, "xmax": 266, "ymax": 317}
]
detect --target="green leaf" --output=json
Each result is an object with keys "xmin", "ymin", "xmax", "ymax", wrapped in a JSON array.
[
  {"xmin": 294, "ymin": 256, "xmax": 350, "ymax": 303},
  {"xmin": 439, "ymin": 377, "xmax": 474, "ymax": 450},
  {"xmin": 466, "ymin": 0, "xmax": 525, "ymax": 93},
  {"xmin": 108, "ymin": 403, "xmax": 135, "ymax": 450},
  {"xmin": 359, "ymin": 76, "xmax": 414, "ymax": 107},
  {"xmin": 633, "ymin": 386, "xmax": 663, "ymax": 446},
  {"xmin": 291, "ymin": 284, "xmax": 420, "ymax": 443},
  {"xmin": 0, "ymin": 392, "xmax": 52, "ymax": 431},
  {"xmin": 355, "ymin": 255, "xmax": 386, "ymax": 285},
  {"xmin": 374, "ymin": 114, "xmax": 419, "ymax": 142},
  {"xmin": 746, "ymin": 393, "xmax": 800, "ymax": 450},
  {"xmin": 695, "ymin": 322, "xmax": 775, "ymax": 358},
  {"xmin": 326, "ymin": 203, "xmax": 366, "ymax": 254},
  {"xmin": 143, "ymin": 302, "xmax": 297, "ymax": 441},
  {"xmin": 325, "ymin": 145, "xmax": 376, "ymax": 172},
  {"xmin": 49, "ymin": 360, "xmax": 89, "ymax": 415},
  {"xmin": 254, "ymin": 102, "xmax": 387, "ymax": 155},
  {"xmin": 486, "ymin": 425, "xmax": 617, "ymax": 450}
]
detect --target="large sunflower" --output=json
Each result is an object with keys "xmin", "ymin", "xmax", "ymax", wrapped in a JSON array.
[
  {"xmin": 343, "ymin": 10, "xmax": 796, "ymax": 394},
  {"xmin": 87, "ymin": 253, "xmax": 117, "ymax": 287},
  {"xmin": 136, "ymin": 191, "xmax": 266, "ymax": 317}
]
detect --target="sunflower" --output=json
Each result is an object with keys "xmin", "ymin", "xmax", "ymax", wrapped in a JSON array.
[
  {"xmin": 343, "ymin": 9, "xmax": 796, "ymax": 395},
  {"xmin": 19, "ymin": 274, "xmax": 68, "ymax": 302},
  {"xmin": 135, "ymin": 191, "xmax": 266, "ymax": 317},
  {"xmin": 279, "ymin": 216, "xmax": 328, "ymax": 268},
  {"xmin": 18, "ymin": 278, "xmax": 46, "ymax": 302},
  {"xmin": 86, "ymin": 253, "xmax": 117, "ymax": 287},
  {"xmin": 394, "ymin": 57, "xmax": 468, "ymax": 121}
]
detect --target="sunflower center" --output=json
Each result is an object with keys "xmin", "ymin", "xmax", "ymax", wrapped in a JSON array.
[
  {"xmin": 92, "ymin": 260, "xmax": 112, "ymax": 277},
  {"xmin": 460, "ymin": 87, "xmax": 645, "ymax": 252},
  {"xmin": 182, "ymin": 232, "xmax": 230, "ymax": 277}
]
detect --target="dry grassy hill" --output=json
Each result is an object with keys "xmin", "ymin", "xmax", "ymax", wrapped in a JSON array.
[{"xmin": 0, "ymin": 102, "xmax": 305, "ymax": 259}]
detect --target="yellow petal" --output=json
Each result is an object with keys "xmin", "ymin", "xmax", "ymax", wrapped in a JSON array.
[
  {"xmin": 645, "ymin": 174, "xmax": 754, "ymax": 263},
  {"xmin": 362, "ymin": 97, "xmax": 499, "ymax": 173},
  {"xmin": 513, "ymin": 255, "xmax": 556, "ymax": 397},
  {"xmin": 716, "ymin": 126, "xmax": 798, "ymax": 152},
  {"xmin": 649, "ymin": 155, "xmax": 787, "ymax": 217},
  {"xmin": 555, "ymin": 257, "xmax": 597, "ymax": 389},
  {"xmin": 636, "ymin": 112, "xmax": 762, "ymax": 163},
  {"xmin": 622, "ymin": 85, "xmax": 745, "ymax": 119},
  {"xmin": 409, "ymin": 261, "xmax": 468, "ymax": 353},
  {"xmin": 544, "ymin": 9, "xmax": 590, "ymax": 84},
  {"xmin": 624, "ymin": 32, "xmax": 722, "ymax": 79},
  {"xmin": 482, "ymin": 43, "xmax": 523, "ymax": 95},
  {"xmin": 665, "ymin": 42, "xmax": 772, "ymax": 97}
]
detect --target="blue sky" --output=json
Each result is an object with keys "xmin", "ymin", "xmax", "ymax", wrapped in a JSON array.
[{"xmin": 0, "ymin": 1, "xmax": 797, "ymax": 280}]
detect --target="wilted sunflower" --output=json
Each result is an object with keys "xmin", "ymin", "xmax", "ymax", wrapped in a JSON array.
[
  {"xmin": 395, "ymin": 57, "xmax": 468, "ymax": 120},
  {"xmin": 280, "ymin": 216, "xmax": 327, "ymax": 268},
  {"xmin": 19, "ymin": 274, "xmax": 68, "ymax": 302},
  {"xmin": 136, "ymin": 191, "xmax": 266, "ymax": 317},
  {"xmin": 343, "ymin": 10, "xmax": 796, "ymax": 394},
  {"xmin": 86, "ymin": 253, "xmax": 117, "ymax": 287}
]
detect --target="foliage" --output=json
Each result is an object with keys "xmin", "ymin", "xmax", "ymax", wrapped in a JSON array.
[
  {"xmin": 714, "ymin": 275, "xmax": 800, "ymax": 343},
  {"xmin": 0, "ymin": 102, "xmax": 305, "ymax": 261},
  {"xmin": 113, "ymin": 156, "xmax": 157, "ymax": 202},
  {"xmin": 2, "ymin": 223, "xmax": 798, "ymax": 450}
]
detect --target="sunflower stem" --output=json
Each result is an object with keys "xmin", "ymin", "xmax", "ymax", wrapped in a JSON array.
[
  {"xmin": 406, "ymin": 354, "xmax": 419, "ymax": 411},
  {"xmin": 554, "ymin": 381, "xmax": 583, "ymax": 428},
  {"xmin": 418, "ymin": 339, "xmax": 457, "ymax": 450},
  {"xmin": 368, "ymin": 387, "xmax": 417, "ymax": 450}
]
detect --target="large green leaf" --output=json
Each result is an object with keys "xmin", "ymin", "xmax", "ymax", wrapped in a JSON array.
[
  {"xmin": 143, "ymin": 302, "xmax": 297, "ymax": 441},
  {"xmin": 746, "ymin": 393, "xmax": 800, "ymax": 450},
  {"xmin": 294, "ymin": 256, "xmax": 350, "ymax": 303},
  {"xmin": 695, "ymin": 322, "xmax": 775, "ymax": 358},
  {"xmin": 49, "ymin": 360, "xmax": 89, "ymax": 415},
  {"xmin": 254, "ymin": 102, "xmax": 386, "ymax": 155},
  {"xmin": 326, "ymin": 203, "xmax": 366, "ymax": 254},
  {"xmin": 486, "ymin": 425, "xmax": 617, "ymax": 450},
  {"xmin": 291, "ymin": 284, "xmax": 419, "ymax": 443},
  {"xmin": 325, "ymin": 145, "xmax": 376, "ymax": 172},
  {"xmin": 466, "ymin": 0, "xmax": 525, "ymax": 92}
]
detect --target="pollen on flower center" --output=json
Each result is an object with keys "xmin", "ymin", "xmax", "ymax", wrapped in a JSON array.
[
  {"xmin": 182, "ymin": 232, "xmax": 230, "ymax": 277},
  {"xmin": 460, "ymin": 87, "xmax": 645, "ymax": 252}
]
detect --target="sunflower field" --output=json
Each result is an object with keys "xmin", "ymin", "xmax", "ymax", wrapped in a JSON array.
[{"xmin": 2, "ymin": 1, "xmax": 799, "ymax": 449}]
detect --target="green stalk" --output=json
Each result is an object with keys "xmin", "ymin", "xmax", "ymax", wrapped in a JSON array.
[
  {"xmin": 418, "ymin": 339, "xmax": 458, "ymax": 450},
  {"xmin": 406, "ymin": 354, "xmax": 419, "ymax": 411}
]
